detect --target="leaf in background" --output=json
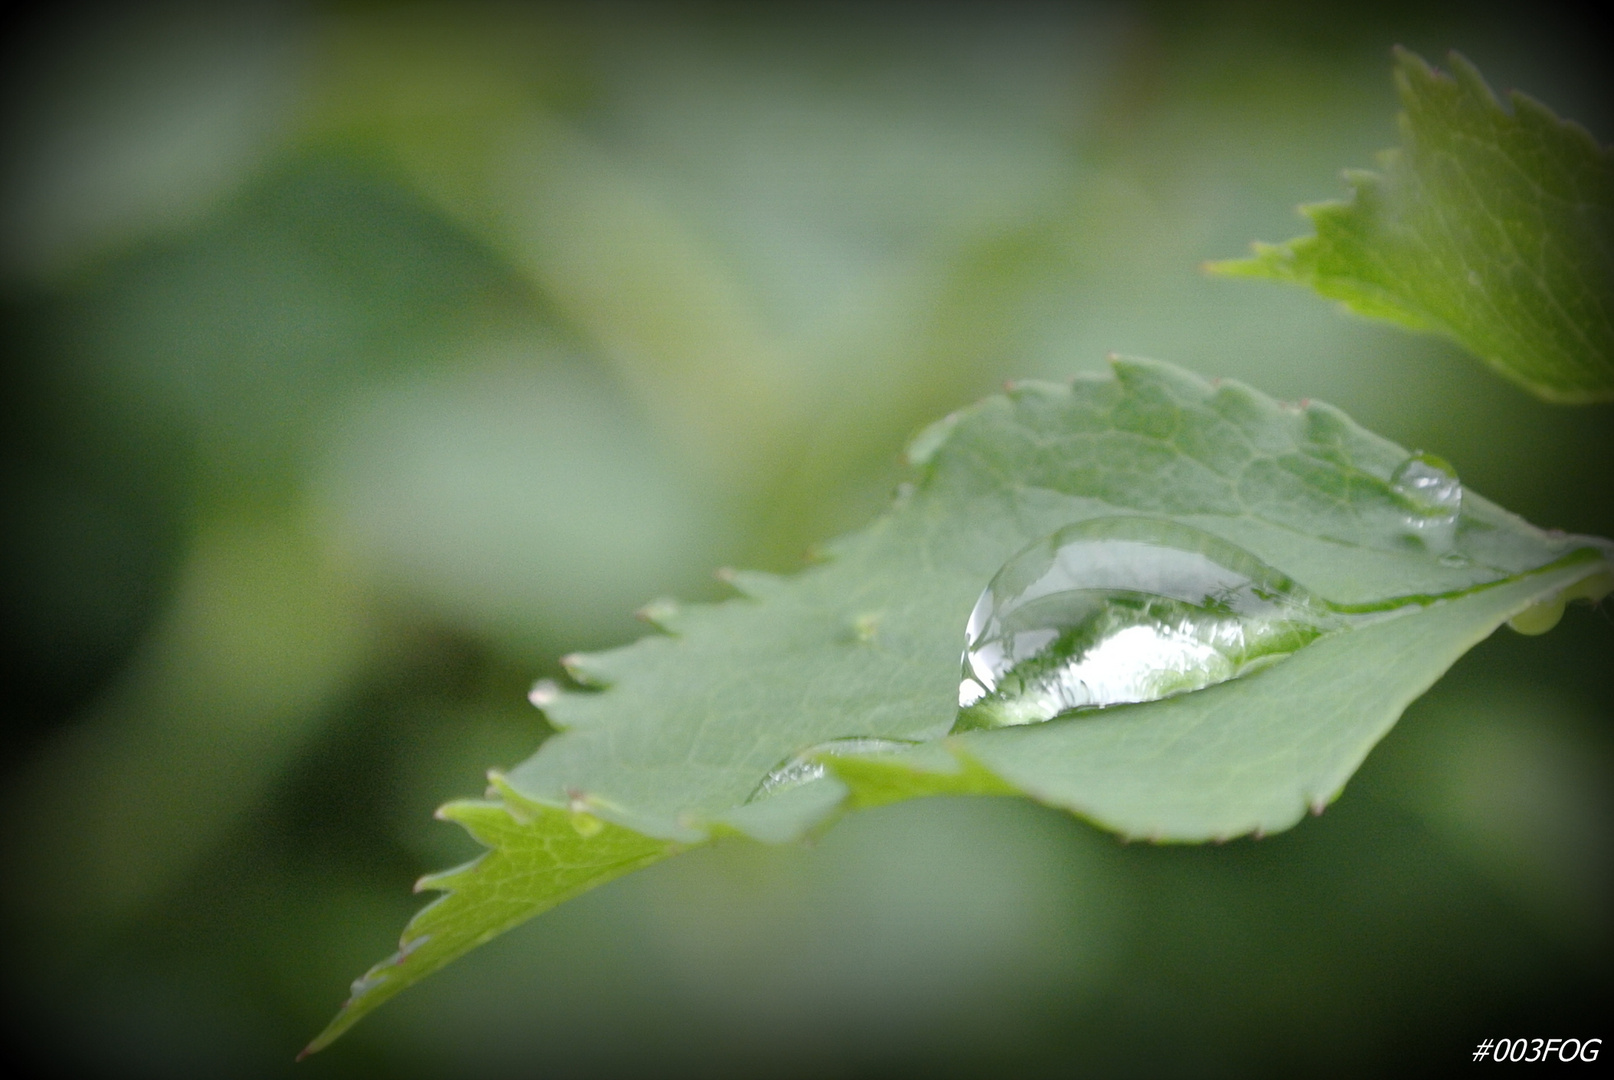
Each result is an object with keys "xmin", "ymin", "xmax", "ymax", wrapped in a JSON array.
[
  {"xmin": 310, "ymin": 358, "xmax": 1611, "ymax": 1049},
  {"xmin": 1208, "ymin": 49, "xmax": 1614, "ymax": 403}
]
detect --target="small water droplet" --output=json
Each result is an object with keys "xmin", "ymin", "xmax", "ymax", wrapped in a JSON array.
[
  {"xmin": 955, "ymin": 517, "xmax": 1341, "ymax": 731},
  {"xmin": 1508, "ymin": 596, "xmax": 1565, "ymax": 636},
  {"xmin": 1437, "ymin": 552, "xmax": 1470, "ymax": 568},
  {"xmin": 750, "ymin": 737, "xmax": 917, "ymax": 801},
  {"xmin": 1390, "ymin": 452, "xmax": 1462, "ymax": 524}
]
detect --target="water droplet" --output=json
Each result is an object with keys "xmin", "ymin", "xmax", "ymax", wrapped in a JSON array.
[
  {"xmin": 1508, "ymin": 596, "xmax": 1565, "ymax": 636},
  {"xmin": 1437, "ymin": 552, "xmax": 1470, "ymax": 568},
  {"xmin": 750, "ymin": 737, "xmax": 917, "ymax": 801},
  {"xmin": 1390, "ymin": 452, "xmax": 1462, "ymax": 526},
  {"xmin": 955, "ymin": 517, "xmax": 1341, "ymax": 731}
]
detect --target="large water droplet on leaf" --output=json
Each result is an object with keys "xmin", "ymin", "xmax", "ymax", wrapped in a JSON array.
[
  {"xmin": 1390, "ymin": 452, "xmax": 1462, "ymax": 537},
  {"xmin": 954, "ymin": 517, "xmax": 1341, "ymax": 731}
]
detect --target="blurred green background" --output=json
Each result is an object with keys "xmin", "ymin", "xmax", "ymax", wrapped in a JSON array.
[{"xmin": 2, "ymin": 3, "xmax": 1610, "ymax": 1076}]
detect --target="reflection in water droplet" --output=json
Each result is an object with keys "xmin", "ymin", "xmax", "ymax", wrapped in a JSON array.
[
  {"xmin": 750, "ymin": 737, "xmax": 918, "ymax": 801},
  {"xmin": 955, "ymin": 517, "xmax": 1342, "ymax": 731},
  {"xmin": 1391, "ymin": 452, "xmax": 1462, "ymax": 539}
]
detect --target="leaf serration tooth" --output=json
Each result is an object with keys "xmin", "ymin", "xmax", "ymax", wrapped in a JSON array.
[
  {"xmin": 560, "ymin": 652, "xmax": 611, "ymax": 688},
  {"xmin": 635, "ymin": 598, "xmax": 681, "ymax": 633}
]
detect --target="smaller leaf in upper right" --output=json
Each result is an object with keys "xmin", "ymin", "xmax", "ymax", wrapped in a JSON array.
[{"xmin": 1209, "ymin": 48, "xmax": 1614, "ymax": 403}]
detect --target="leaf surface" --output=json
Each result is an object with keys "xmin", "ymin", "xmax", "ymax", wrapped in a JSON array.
[
  {"xmin": 1209, "ymin": 49, "xmax": 1614, "ymax": 402},
  {"xmin": 310, "ymin": 358, "xmax": 1610, "ymax": 1050}
]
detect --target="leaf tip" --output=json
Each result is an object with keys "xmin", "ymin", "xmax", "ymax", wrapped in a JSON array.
[
  {"xmin": 1389, "ymin": 43, "xmax": 1430, "ymax": 79},
  {"xmin": 560, "ymin": 652, "xmax": 611, "ymax": 688},
  {"xmin": 904, "ymin": 410, "xmax": 963, "ymax": 467},
  {"xmin": 1443, "ymin": 49, "xmax": 1505, "ymax": 112},
  {"xmin": 635, "ymin": 598, "xmax": 681, "ymax": 632},
  {"xmin": 527, "ymin": 678, "xmax": 560, "ymax": 708}
]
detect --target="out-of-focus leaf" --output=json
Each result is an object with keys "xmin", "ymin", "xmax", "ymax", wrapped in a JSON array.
[
  {"xmin": 4, "ymin": 515, "xmax": 375, "ymax": 927},
  {"xmin": 0, "ymin": 7, "xmax": 300, "ymax": 282},
  {"xmin": 1209, "ymin": 49, "xmax": 1614, "ymax": 403},
  {"xmin": 310, "ymin": 357, "xmax": 1611, "ymax": 1048},
  {"xmin": 313, "ymin": 346, "xmax": 728, "ymax": 651}
]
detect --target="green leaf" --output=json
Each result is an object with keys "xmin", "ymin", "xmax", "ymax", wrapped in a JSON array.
[
  {"xmin": 301, "ymin": 775, "xmax": 675, "ymax": 1057},
  {"xmin": 309, "ymin": 358, "xmax": 1610, "ymax": 1050},
  {"xmin": 1208, "ymin": 49, "xmax": 1614, "ymax": 403}
]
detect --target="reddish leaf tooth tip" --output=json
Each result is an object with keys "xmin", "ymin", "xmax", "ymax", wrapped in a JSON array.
[{"xmin": 527, "ymin": 679, "xmax": 559, "ymax": 707}]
